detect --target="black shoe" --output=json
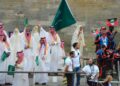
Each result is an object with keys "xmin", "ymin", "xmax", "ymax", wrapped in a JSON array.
[
  {"xmin": 0, "ymin": 84, "xmax": 4, "ymax": 86},
  {"xmin": 42, "ymin": 83, "xmax": 46, "ymax": 85},
  {"xmin": 58, "ymin": 69, "xmax": 62, "ymax": 71},
  {"xmin": 35, "ymin": 82, "xmax": 39, "ymax": 85},
  {"xmin": 5, "ymin": 83, "xmax": 12, "ymax": 85}
]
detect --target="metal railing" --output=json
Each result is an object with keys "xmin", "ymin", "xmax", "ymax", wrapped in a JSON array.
[
  {"xmin": 0, "ymin": 71, "xmax": 119, "ymax": 86},
  {"xmin": 0, "ymin": 58, "xmax": 120, "ymax": 86},
  {"xmin": 0, "ymin": 71, "xmax": 88, "ymax": 86}
]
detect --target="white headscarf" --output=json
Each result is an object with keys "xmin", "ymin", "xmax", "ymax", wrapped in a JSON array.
[{"xmin": 39, "ymin": 27, "xmax": 49, "ymax": 42}]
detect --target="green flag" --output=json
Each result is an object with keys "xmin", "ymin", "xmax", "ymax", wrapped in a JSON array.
[
  {"xmin": 52, "ymin": 0, "xmax": 76, "ymax": 31},
  {"xmin": 35, "ymin": 56, "xmax": 39, "ymax": 66},
  {"xmin": 1, "ymin": 51, "xmax": 8, "ymax": 62},
  {"xmin": 7, "ymin": 65, "xmax": 15, "ymax": 76},
  {"xmin": 24, "ymin": 18, "xmax": 29, "ymax": 27}
]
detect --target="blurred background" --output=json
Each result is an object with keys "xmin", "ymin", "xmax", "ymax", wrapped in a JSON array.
[{"xmin": 0, "ymin": 0, "xmax": 120, "ymax": 57}]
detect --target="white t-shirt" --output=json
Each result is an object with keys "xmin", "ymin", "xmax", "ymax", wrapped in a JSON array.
[
  {"xmin": 109, "ymin": 83, "xmax": 112, "ymax": 86},
  {"xmin": 65, "ymin": 57, "xmax": 73, "ymax": 72},
  {"xmin": 82, "ymin": 65, "xmax": 99, "ymax": 82},
  {"xmin": 72, "ymin": 49, "xmax": 81, "ymax": 68}
]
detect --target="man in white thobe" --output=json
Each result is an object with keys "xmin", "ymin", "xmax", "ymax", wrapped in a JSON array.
[
  {"xmin": 10, "ymin": 27, "xmax": 24, "ymax": 65},
  {"xmin": 0, "ymin": 22, "xmax": 10, "ymax": 46},
  {"xmin": 6, "ymin": 27, "xmax": 24, "ymax": 84},
  {"xmin": 34, "ymin": 37, "xmax": 50, "ymax": 85},
  {"xmin": 12, "ymin": 51, "xmax": 29, "ymax": 86},
  {"xmin": 58, "ymin": 40, "xmax": 65, "ymax": 70},
  {"xmin": 22, "ymin": 27, "xmax": 35, "ymax": 71},
  {"xmin": 0, "ymin": 31, "xmax": 10, "ymax": 85},
  {"xmin": 0, "ymin": 23, "xmax": 12, "ymax": 84},
  {"xmin": 48, "ymin": 26, "xmax": 61, "ymax": 82},
  {"xmin": 39, "ymin": 26, "xmax": 51, "ymax": 70},
  {"xmin": 32, "ymin": 25, "xmax": 40, "ymax": 54}
]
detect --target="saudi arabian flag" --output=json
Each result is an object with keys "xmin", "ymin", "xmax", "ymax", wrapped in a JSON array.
[
  {"xmin": 35, "ymin": 56, "xmax": 39, "ymax": 66},
  {"xmin": 1, "ymin": 51, "xmax": 8, "ymax": 62},
  {"xmin": 7, "ymin": 65, "xmax": 15, "ymax": 76},
  {"xmin": 24, "ymin": 17, "xmax": 29, "ymax": 27},
  {"xmin": 52, "ymin": 0, "xmax": 76, "ymax": 31}
]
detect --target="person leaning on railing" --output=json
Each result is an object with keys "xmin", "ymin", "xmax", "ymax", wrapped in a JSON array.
[
  {"xmin": 72, "ymin": 42, "xmax": 81, "ymax": 86},
  {"xmin": 81, "ymin": 58, "xmax": 99, "ymax": 86},
  {"xmin": 102, "ymin": 74, "xmax": 113, "ymax": 86},
  {"xmin": 64, "ymin": 51, "xmax": 75, "ymax": 86}
]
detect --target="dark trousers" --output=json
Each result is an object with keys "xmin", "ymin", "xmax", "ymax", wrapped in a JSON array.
[
  {"xmin": 108, "ymin": 41, "xmax": 116, "ymax": 50},
  {"xmin": 66, "ymin": 73, "xmax": 74, "ymax": 86},
  {"xmin": 114, "ymin": 58, "xmax": 120, "ymax": 74},
  {"xmin": 87, "ymin": 80, "xmax": 99, "ymax": 86},
  {"xmin": 74, "ymin": 67, "xmax": 80, "ymax": 86},
  {"xmin": 87, "ymin": 80, "xmax": 105, "ymax": 86}
]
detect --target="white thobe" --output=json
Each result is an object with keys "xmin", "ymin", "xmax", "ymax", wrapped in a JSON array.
[
  {"xmin": 10, "ymin": 33, "xmax": 24, "ymax": 65},
  {"xmin": 39, "ymin": 27, "xmax": 49, "ymax": 42},
  {"xmin": 12, "ymin": 58, "xmax": 29, "ymax": 86},
  {"xmin": 1, "ymin": 33, "xmax": 13, "ymax": 84},
  {"xmin": 0, "ymin": 42, "xmax": 8, "ymax": 84},
  {"xmin": 22, "ymin": 35, "xmax": 35, "ymax": 71},
  {"xmin": 6, "ymin": 33, "xmax": 25, "ymax": 83},
  {"xmin": 32, "ymin": 32, "xmax": 40, "ymax": 55},
  {"xmin": 48, "ymin": 33, "xmax": 61, "ymax": 72},
  {"xmin": 58, "ymin": 47, "xmax": 65, "ymax": 68},
  {"xmin": 34, "ymin": 45, "xmax": 49, "ymax": 84}
]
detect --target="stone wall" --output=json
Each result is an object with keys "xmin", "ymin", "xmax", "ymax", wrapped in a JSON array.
[
  {"xmin": 0, "ymin": 0, "xmax": 120, "ymax": 54},
  {"xmin": 0, "ymin": 0, "xmax": 60, "ymax": 31}
]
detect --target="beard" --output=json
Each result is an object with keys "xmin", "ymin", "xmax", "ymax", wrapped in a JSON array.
[{"xmin": 89, "ymin": 63, "xmax": 93, "ymax": 66}]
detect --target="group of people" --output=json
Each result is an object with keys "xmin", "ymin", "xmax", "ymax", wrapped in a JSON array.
[
  {"xmin": 64, "ymin": 44, "xmax": 112, "ymax": 86},
  {"xmin": 0, "ymin": 20, "xmax": 116, "ymax": 86},
  {"xmin": 95, "ymin": 25, "xmax": 120, "ymax": 78},
  {"xmin": 64, "ymin": 24, "xmax": 116, "ymax": 86},
  {"xmin": 0, "ymin": 22, "xmax": 66, "ymax": 86}
]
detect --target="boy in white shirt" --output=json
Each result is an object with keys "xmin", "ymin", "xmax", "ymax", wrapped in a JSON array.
[
  {"xmin": 72, "ymin": 42, "xmax": 81, "ymax": 86},
  {"xmin": 64, "ymin": 51, "xmax": 74, "ymax": 86}
]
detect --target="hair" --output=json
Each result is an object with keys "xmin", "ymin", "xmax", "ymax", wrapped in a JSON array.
[
  {"xmin": 69, "ymin": 51, "xmax": 74, "ymax": 56},
  {"xmin": 109, "ymin": 26, "xmax": 114, "ymax": 29},
  {"xmin": 72, "ymin": 42, "xmax": 78, "ymax": 48},
  {"xmin": 93, "ymin": 59, "xmax": 96, "ymax": 64},
  {"xmin": 101, "ymin": 45, "xmax": 106, "ymax": 49},
  {"xmin": 3, "ymin": 35, "xmax": 6, "ymax": 42},
  {"xmin": 88, "ymin": 58, "xmax": 96, "ymax": 64},
  {"xmin": 41, "ymin": 37, "xmax": 45, "ymax": 39},
  {"xmin": 17, "ymin": 51, "xmax": 23, "ymax": 54},
  {"xmin": 109, "ymin": 26, "xmax": 114, "ymax": 32}
]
